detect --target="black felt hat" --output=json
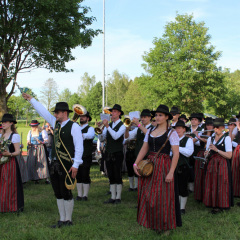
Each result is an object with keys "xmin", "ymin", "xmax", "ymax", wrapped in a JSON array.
[
  {"xmin": 236, "ymin": 112, "xmax": 240, "ymax": 118},
  {"xmin": 179, "ymin": 114, "xmax": 189, "ymax": 122},
  {"xmin": 151, "ymin": 105, "xmax": 173, "ymax": 120},
  {"xmin": 198, "ymin": 113, "xmax": 204, "ymax": 120},
  {"xmin": 213, "ymin": 118, "xmax": 225, "ymax": 127},
  {"xmin": 80, "ymin": 111, "xmax": 92, "ymax": 122},
  {"xmin": 228, "ymin": 118, "xmax": 237, "ymax": 125},
  {"xmin": 140, "ymin": 109, "xmax": 152, "ymax": 117},
  {"xmin": 1, "ymin": 113, "xmax": 17, "ymax": 124},
  {"xmin": 109, "ymin": 104, "xmax": 124, "ymax": 115},
  {"xmin": 170, "ymin": 106, "xmax": 181, "ymax": 115},
  {"xmin": 52, "ymin": 102, "xmax": 73, "ymax": 113},
  {"xmin": 189, "ymin": 113, "xmax": 202, "ymax": 122},
  {"xmin": 29, "ymin": 120, "xmax": 40, "ymax": 126},
  {"xmin": 173, "ymin": 120, "xmax": 189, "ymax": 131},
  {"xmin": 205, "ymin": 117, "xmax": 213, "ymax": 125}
]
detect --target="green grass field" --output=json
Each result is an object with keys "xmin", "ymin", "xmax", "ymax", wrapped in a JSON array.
[{"xmin": 0, "ymin": 164, "xmax": 240, "ymax": 240}]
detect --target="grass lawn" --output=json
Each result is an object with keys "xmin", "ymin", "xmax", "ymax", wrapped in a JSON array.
[{"xmin": 0, "ymin": 164, "xmax": 240, "ymax": 240}]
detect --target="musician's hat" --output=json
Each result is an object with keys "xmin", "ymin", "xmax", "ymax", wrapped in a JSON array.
[
  {"xmin": 140, "ymin": 109, "xmax": 152, "ymax": 117},
  {"xmin": 189, "ymin": 113, "xmax": 202, "ymax": 122},
  {"xmin": 228, "ymin": 118, "xmax": 236, "ymax": 125},
  {"xmin": 213, "ymin": 118, "xmax": 225, "ymax": 127},
  {"xmin": 170, "ymin": 106, "xmax": 181, "ymax": 115},
  {"xmin": 80, "ymin": 111, "xmax": 92, "ymax": 122},
  {"xmin": 236, "ymin": 112, "xmax": 240, "ymax": 118},
  {"xmin": 173, "ymin": 120, "xmax": 189, "ymax": 131},
  {"xmin": 109, "ymin": 104, "xmax": 124, "ymax": 115},
  {"xmin": 52, "ymin": 102, "xmax": 73, "ymax": 113},
  {"xmin": 151, "ymin": 105, "xmax": 173, "ymax": 120},
  {"xmin": 1, "ymin": 113, "xmax": 17, "ymax": 124},
  {"xmin": 179, "ymin": 114, "xmax": 189, "ymax": 122},
  {"xmin": 205, "ymin": 117, "xmax": 213, "ymax": 125}
]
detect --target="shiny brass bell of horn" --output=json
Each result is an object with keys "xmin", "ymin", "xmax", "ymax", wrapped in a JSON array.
[{"xmin": 72, "ymin": 104, "xmax": 87, "ymax": 122}]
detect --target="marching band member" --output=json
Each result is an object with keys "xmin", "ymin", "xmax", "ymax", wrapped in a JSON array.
[
  {"xmin": 0, "ymin": 113, "xmax": 24, "ymax": 212},
  {"xmin": 170, "ymin": 106, "xmax": 181, "ymax": 127},
  {"xmin": 203, "ymin": 118, "xmax": 233, "ymax": 214},
  {"xmin": 227, "ymin": 118, "xmax": 238, "ymax": 150},
  {"xmin": 179, "ymin": 114, "xmax": 189, "ymax": 124},
  {"xmin": 133, "ymin": 105, "xmax": 181, "ymax": 232},
  {"xmin": 27, "ymin": 120, "xmax": 49, "ymax": 184},
  {"xmin": 98, "ymin": 104, "xmax": 126, "ymax": 204},
  {"xmin": 22, "ymin": 93, "xmax": 83, "ymax": 228},
  {"xmin": 76, "ymin": 112, "xmax": 95, "ymax": 201},
  {"xmin": 174, "ymin": 120, "xmax": 194, "ymax": 214},
  {"xmin": 124, "ymin": 109, "xmax": 152, "ymax": 191},
  {"xmin": 198, "ymin": 113, "xmax": 205, "ymax": 128},
  {"xmin": 151, "ymin": 117, "xmax": 157, "ymax": 127}
]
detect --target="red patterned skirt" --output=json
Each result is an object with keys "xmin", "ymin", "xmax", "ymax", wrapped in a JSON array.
[
  {"xmin": 194, "ymin": 150, "xmax": 206, "ymax": 201},
  {"xmin": 203, "ymin": 154, "xmax": 230, "ymax": 208},
  {"xmin": 0, "ymin": 157, "xmax": 24, "ymax": 212},
  {"xmin": 232, "ymin": 145, "xmax": 240, "ymax": 197},
  {"xmin": 137, "ymin": 152, "xmax": 176, "ymax": 231}
]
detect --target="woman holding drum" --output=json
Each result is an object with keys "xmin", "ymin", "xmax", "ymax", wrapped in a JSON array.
[{"xmin": 133, "ymin": 105, "xmax": 181, "ymax": 233}]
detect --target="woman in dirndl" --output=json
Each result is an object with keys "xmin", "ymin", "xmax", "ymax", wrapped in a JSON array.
[
  {"xmin": 194, "ymin": 117, "xmax": 214, "ymax": 201},
  {"xmin": 0, "ymin": 113, "xmax": 24, "ymax": 212},
  {"xmin": 27, "ymin": 120, "xmax": 49, "ymax": 183},
  {"xmin": 203, "ymin": 118, "xmax": 233, "ymax": 214},
  {"xmin": 133, "ymin": 105, "xmax": 181, "ymax": 233}
]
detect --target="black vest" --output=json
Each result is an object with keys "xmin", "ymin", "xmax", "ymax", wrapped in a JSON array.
[
  {"xmin": 208, "ymin": 135, "xmax": 226, "ymax": 159},
  {"xmin": 106, "ymin": 121, "xmax": 124, "ymax": 153},
  {"xmin": 148, "ymin": 129, "xmax": 171, "ymax": 154},
  {"xmin": 178, "ymin": 136, "xmax": 190, "ymax": 167},
  {"xmin": 52, "ymin": 121, "xmax": 74, "ymax": 170},
  {"xmin": 134, "ymin": 125, "xmax": 152, "ymax": 157},
  {"xmin": 81, "ymin": 125, "xmax": 93, "ymax": 158}
]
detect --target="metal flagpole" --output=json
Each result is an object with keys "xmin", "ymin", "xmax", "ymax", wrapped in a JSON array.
[{"xmin": 102, "ymin": 0, "xmax": 105, "ymax": 113}]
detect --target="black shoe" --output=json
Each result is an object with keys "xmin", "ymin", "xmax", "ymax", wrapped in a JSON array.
[
  {"xmin": 35, "ymin": 180, "xmax": 39, "ymax": 184},
  {"xmin": 45, "ymin": 180, "xmax": 51, "ymax": 184},
  {"xmin": 180, "ymin": 209, "xmax": 185, "ymax": 215},
  {"xmin": 211, "ymin": 208, "xmax": 223, "ymax": 214},
  {"xmin": 104, "ymin": 198, "xmax": 115, "ymax": 204},
  {"xmin": 76, "ymin": 196, "xmax": 82, "ymax": 201},
  {"xmin": 237, "ymin": 202, "xmax": 240, "ymax": 207},
  {"xmin": 51, "ymin": 221, "xmax": 65, "ymax": 228},
  {"xmin": 106, "ymin": 191, "xmax": 111, "ymax": 195},
  {"xmin": 82, "ymin": 196, "xmax": 88, "ymax": 201},
  {"xmin": 128, "ymin": 188, "xmax": 134, "ymax": 192},
  {"xmin": 64, "ymin": 221, "xmax": 73, "ymax": 226},
  {"xmin": 115, "ymin": 199, "xmax": 121, "ymax": 204},
  {"xmin": 133, "ymin": 188, "xmax": 138, "ymax": 192}
]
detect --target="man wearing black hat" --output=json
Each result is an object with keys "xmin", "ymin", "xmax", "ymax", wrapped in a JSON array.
[
  {"xmin": 22, "ymin": 93, "xmax": 83, "ymax": 228},
  {"xmin": 179, "ymin": 114, "xmax": 189, "ymax": 124},
  {"xmin": 170, "ymin": 106, "xmax": 181, "ymax": 127},
  {"xmin": 76, "ymin": 111, "xmax": 95, "ymax": 201},
  {"xmin": 124, "ymin": 109, "xmax": 152, "ymax": 191},
  {"xmin": 98, "ymin": 104, "xmax": 126, "ymax": 204}
]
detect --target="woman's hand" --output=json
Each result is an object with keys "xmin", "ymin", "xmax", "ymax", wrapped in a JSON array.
[
  {"xmin": 133, "ymin": 163, "xmax": 141, "ymax": 177},
  {"xmin": 2, "ymin": 150, "xmax": 11, "ymax": 156},
  {"xmin": 165, "ymin": 172, "xmax": 174, "ymax": 183},
  {"xmin": 209, "ymin": 143, "xmax": 218, "ymax": 152}
]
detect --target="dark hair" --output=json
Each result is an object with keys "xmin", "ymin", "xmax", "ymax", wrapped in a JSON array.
[{"xmin": 2, "ymin": 123, "xmax": 18, "ymax": 135}]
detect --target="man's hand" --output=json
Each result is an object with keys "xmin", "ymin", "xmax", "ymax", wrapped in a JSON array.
[
  {"xmin": 69, "ymin": 167, "xmax": 78, "ymax": 179},
  {"xmin": 102, "ymin": 119, "xmax": 109, "ymax": 128},
  {"xmin": 22, "ymin": 93, "xmax": 33, "ymax": 101},
  {"xmin": 132, "ymin": 117, "xmax": 140, "ymax": 126}
]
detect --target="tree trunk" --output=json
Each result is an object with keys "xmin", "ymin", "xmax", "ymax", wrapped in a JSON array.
[{"xmin": 0, "ymin": 90, "xmax": 8, "ymax": 119}]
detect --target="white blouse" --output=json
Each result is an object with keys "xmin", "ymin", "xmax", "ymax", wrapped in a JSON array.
[
  {"xmin": 206, "ymin": 135, "xmax": 232, "ymax": 152},
  {"xmin": 0, "ymin": 133, "xmax": 20, "ymax": 143}
]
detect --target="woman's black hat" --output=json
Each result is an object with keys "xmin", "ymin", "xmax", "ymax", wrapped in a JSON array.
[
  {"xmin": 189, "ymin": 113, "xmax": 202, "ymax": 122},
  {"xmin": 29, "ymin": 120, "xmax": 40, "ymax": 126},
  {"xmin": 205, "ymin": 117, "xmax": 213, "ymax": 125},
  {"xmin": 213, "ymin": 118, "xmax": 225, "ymax": 127},
  {"xmin": 1, "ymin": 113, "xmax": 17, "ymax": 124},
  {"xmin": 80, "ymin": 111, "xmax": 92, "ymax": 122},
  {"xmin": 228, "ymin": 118, "xmax": 237, "ymax": 125},
  {"xmin": 170, "ymin": 106, "xmax": 181, "ymax": 115},
  {"xmin": 151, "ymin": 105, "xmax": 173, "ymax": 120},
  {"xmin": 52, "ymin": 102, "xmax": 73, "ymax": 113},
  {"xmin": 173, "ymin": 120, "xmax": 189, "ymax": 131},
  {"xmin": 109, "ymin": 104, "xmax": 124, "ymax": 115},
  {"xmin": 179, "ymin": 114, "xmax": 189, "ymax": 122},
  {"xmin": 140, "ymin": 109, "xmax": 152, "ymax": 117}
]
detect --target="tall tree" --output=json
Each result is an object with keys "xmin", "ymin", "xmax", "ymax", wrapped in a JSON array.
[
  {"xmin": 40, "ymin": 78, "xmax": 58, "ymax": 110},
  {"xmin": 138, "ymin": 13, "xmax": 222, "ymax": 113},
  {"xmin": 58, "ymin": 88, "xmax": 72, "ymax": 103},
  {"xmin": 77, "ymin": 72, "xmax": 96, "ymax": 99},
  {"xmin": 0, "ymin": 0, "xmax": 100, "ymax": 117}
]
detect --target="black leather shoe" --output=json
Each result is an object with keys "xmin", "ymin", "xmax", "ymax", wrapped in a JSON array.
[
  {"xmin": 104, "ymin": 198, "xmax": 115, "ymax": 204},
  {"xmin": 133, "ymin": 188, "xmax": 138, "ymax": 191},
  {"xmin": 115, "ymin": 199, "xmax": 121, "ymax": 204},
  {"xmin": 51, "ymin": 221, "xmax": 65, "ymax": 228},
  {"xmin": 64, "ymin": 221, "xmax": 73, "ymax": 226},
  {"xmin": 128, "ymin": 188, "xmax": 134, "ymax": 192},
  {"xmin": 76, "ymin": 196, "xmax": 82, "ymax": 201},
  {"xmin": 211, "ymin": 208, "xmax": 223, "ymax": 214},
  {"xmin": 82, "ymin": 196, "xmax": 88, "ymax": 201},
  {"xmin": 180, "ymin": 209, "xmax": 185, "ymax": 215},
  {"xmin": 45, "ymin": 180, "xmax": 51, "ymax": 184},
  {"xmin": 105, "ymin": 191, "xmax": 111, "ymax": 195}
]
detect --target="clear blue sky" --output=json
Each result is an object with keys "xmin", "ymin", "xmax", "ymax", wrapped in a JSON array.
[{"xmin": 14, "ymin": 0, "xmax": 240, "ymax": 96}]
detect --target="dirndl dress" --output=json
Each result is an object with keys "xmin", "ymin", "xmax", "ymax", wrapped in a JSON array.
[
  {"xmin": 16, "ymin": 153, "xmax": 28, "ymax": 183},
  {"xmin": 232, "ymin": 145, "xmax": 240, "ymax": 197}
]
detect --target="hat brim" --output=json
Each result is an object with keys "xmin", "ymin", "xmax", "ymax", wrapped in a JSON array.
[
  {"xmin": 213, "ymin": 122, "xmax": 225, "ymax": 127},
  {"xmin": 151, "ymin": 110, "xmax": 173, "ymax": 120},
  {"xmin": 109, "ymin": 108, "xmax": 124, "ymax": 116},
  {"xmin": 189, "ymin": 117, "xmax": 202, "ymax": 122},
  {"xmin": 29, "ymin": 123, "xmax": 40, "ymax": 126},
  {"xmin": 1, "ymin": 120, "xmax": 17, "ymax": 124},
  {"xmin": 52, "ymin": 109, "xmax": 73, "ymax": 113}
]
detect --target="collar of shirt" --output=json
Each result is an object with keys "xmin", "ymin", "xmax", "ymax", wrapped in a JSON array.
[
  {"xmin": 80, "ymin": 123, "xmax": 89, "ymax": 130},
  {"xmin": 59, "ymin": 119, "xmax": 70, "ymax": 128},
  {"xmin": 144, "ymin": 123, "xmax": 152, "ymax": 129},
  {"xmin": 179, "ymin": 135, "xmax": 185, "ymax": 141},
  {"xmin": 112, "ymin": 119, "xmax": 121, "ymax": 128}
]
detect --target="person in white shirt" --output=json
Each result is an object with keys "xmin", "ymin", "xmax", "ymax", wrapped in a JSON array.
[
  {"xmin": 22, "ymin": 93, "xmax": 83, "ymax": 228},
  {"xmin": 170, "ymin": 106, "xmax": 181, "ymax": 127},
  {"xmin": 174, "ymin": 120, "xmax": 194, "ymax": 214},
  {"xmin": 98, "ymin": 104, "xmax": 126, "ymax": 204},
  {"xmin": 76, "ymin": 111, "xmax": 95, "ymax": 201}
]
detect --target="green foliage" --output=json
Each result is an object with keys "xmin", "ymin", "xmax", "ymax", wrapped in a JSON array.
[
  {"xmin": 138, "ymin": 13, "xmax": 222, "ymax": 114},
  {"xmin": 58, "ymin": 88, "xmax": 72, "ymax": 103},
  {"xmin": 78, "ymin": 72, "xmax": 96, "ymax": 98}
]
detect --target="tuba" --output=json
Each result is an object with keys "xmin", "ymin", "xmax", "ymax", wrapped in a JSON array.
[{"xmin": 72, "ymin": 104, "xmax": 87, "ymax": 122}]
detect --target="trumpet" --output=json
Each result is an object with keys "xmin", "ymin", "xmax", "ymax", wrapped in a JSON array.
[
  {"xmin": 123, "ymin": 117, "xmax": 131, "ymax": 128},
  {"xmin": 72, "ymin": 104, "xmax": 87, "ymax": 122},
  {"xmin": 95, "ymin": 121, "xmax": 105, "ymax": 135}
]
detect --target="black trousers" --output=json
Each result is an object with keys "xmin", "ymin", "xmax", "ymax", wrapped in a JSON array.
[
  {"xmin": 177, "ymin": 164, "xmax": 190, "ymax": 197},
  {"xmin": 49, "ymin": 161, "xmax": 73, "ymax": 200},
  {"xmin": 125, "ymin": 149, "xmax": 137, "ymax": 177},
  {"xmin": 76, "ymin": 155, "xmax": 92, "ymax": 184},
  {"xmin": 105, "ymin": 151, "xmax": 123, "ymax": 184}
]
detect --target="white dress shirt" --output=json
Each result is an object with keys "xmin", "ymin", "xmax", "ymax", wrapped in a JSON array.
[
  {"xmin": 206, "ymin": 135, "xmax": 232, "ymax": 152},
  {"xmin": 29, "ymin": 98, "xmax": 83, "ymax": 168},
  {"xmin": 80, "ymin": 124, "xmax": 95, "ymax": 140},
  {"xmin": 179, "ymin": 136, "xmax": 194, "ymax": 157},
  {"xmin": 99, "ymin": 119, "xmax": 126, "ymax": 141}
]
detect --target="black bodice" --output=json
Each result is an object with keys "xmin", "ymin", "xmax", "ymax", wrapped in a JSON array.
[
  {"xmin": 7, "ymin": 133, "xmax": 15, "ymax": 153},
  {"xmin": 148, "ymin": 130, "xmax": 171, "ymax": 154}
]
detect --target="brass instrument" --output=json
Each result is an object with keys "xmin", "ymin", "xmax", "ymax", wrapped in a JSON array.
[
  {"xmin": 103, "ymin": 106, "xmax": 111, "ymax": 115},
  {"xmin": 72, "ymin": 104, "xmax": 87, "ymax": 122},
  {"xmin": 95, "ymin": 122, "xmax": 105, "ymax": 135},
  {"xmin": 123, "ymin": 117, "xmax": 131, "ymax": 128}
]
